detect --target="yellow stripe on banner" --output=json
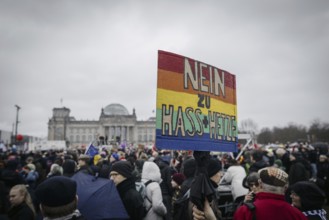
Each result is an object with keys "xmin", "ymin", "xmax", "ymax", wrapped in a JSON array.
[{"xmin": 157, "ymin": 88, "xmax": 237, "ymax": 116}]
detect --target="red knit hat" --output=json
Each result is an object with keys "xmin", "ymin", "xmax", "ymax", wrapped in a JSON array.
[{"xmin": 172, "ymin": 173, "xmax": 185, "ymax": 186}]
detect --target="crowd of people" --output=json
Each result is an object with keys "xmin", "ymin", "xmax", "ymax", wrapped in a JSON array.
[{"xmin": 0, "ymin": 142, "xmax": 328, "ymax": 220}]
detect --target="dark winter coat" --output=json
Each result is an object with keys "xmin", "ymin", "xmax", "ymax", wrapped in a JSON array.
[
  {"xmin": 77, "ymin": 165, "xmax": 94, "ymax": 176},
  {"xmin": 308, "ymin": 150, "xmax": 318, "ymax": 164},
  {"xmin": 317, "ymin": 161, "xmax": 329, "ymax": 182},
  {"xmin": 289, "ymin": 160, "xmax": 310, "ymax": 186},
  {"xmin": 62, "ymin": 159, "xmax": 76, "ymax": 177},
  {"xmin": 157, "ymin": 160, "xmax": 173, "ymax": 197},
  {"xmin": 285, "ymin": 160, "xmax": 312, "ymax": 203},
  {"xmin": 179, "ymin": 177, "xmax": 194, "ymax": 198},
  {"xmin": 281, "ymin": 152, "xmax": 291, "ymax": 173},
  {"xmin": 317, "ymin": 160, "xmax": 329, "ymax": 194},
  {"xmin": 7, "ymin": 202, "xmax": 34, "ymax": 220},
  {"xmin": 249, "ymin": 160, "xmax": 268, "ymax": 173},
  {"xmin": 116, "ymin": 177, "xmax": 145, "ymax": 220},
  {"xmin": 1, "ymin": 160, "xmax": 24, "ymax": 190},
  {"xmin": 179, "ymin": 158, "xmax": 196, "ymax": 198}
]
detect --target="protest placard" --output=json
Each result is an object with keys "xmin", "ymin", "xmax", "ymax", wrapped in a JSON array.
[{"xmin": 156, "ymin": 50, "xmax": 238, "ymax": 152}]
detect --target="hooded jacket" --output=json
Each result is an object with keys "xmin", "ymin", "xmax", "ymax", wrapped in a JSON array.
[
  {"xmin": 141, "ymin": 161, "xmax": 167, "ymax": 220},
  {"xmin": 223, "ymin": 165, "xmax": 249, "ymax": 201}
]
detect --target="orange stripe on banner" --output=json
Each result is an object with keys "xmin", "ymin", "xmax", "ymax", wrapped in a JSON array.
[{"xmin": 157, "ymin": 69, "xmax": 236, "ymax": 105}]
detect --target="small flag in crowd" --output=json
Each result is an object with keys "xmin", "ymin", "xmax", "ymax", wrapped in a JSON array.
[
  {"xmin": 120, "ymin": 141, "xmax": 126, "ymax": 150},
  {"xmin": 85, "ymin": 143, "xmax": 99, "ymax": 157}
]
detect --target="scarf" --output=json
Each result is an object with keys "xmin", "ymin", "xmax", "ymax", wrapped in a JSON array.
[
  {"xmin": 43, "ymin": 209, "xmax": 82, "ymax": 220},
  {"xmin": 303, "ymin": 209, "xmax": 327, "ymax": 220}
]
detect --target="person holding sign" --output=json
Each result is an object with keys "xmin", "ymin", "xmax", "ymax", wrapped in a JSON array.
[{"xmin": 189, "ymin": 158, "xmax": 223, "ymax": 220}]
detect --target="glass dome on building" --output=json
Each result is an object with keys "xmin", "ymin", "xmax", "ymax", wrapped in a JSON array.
[{"xmin": 103, "ymin": 103, "xmax": 129, "ymax": 116}]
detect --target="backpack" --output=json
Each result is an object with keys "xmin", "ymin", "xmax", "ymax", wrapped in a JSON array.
[
  {"xmin": 173, "ymin": 189, "xmax": 190, "ymax": 220},
  {"xmin": 243, "ymin": 202, "xmax": 256, "ymax": 220},
  {"xmin": 135, "ymin": 180, "xmax": 153, "ymax": 217}
]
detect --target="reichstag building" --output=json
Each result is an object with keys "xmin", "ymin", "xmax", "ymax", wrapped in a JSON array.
[{"xmin": 48, "ymin": 103, "xmax": 156, "ymax": 148}]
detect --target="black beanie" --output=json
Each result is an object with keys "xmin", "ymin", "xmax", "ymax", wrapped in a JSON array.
[
  {"xmin": 35, "ymin": 176, "xmax": 77, "ymax": 207},
  {"xmin": 183, "ymin": 158, "xmax": 197, "ymax": 178},
  {"xmin": 62, "ymin": 159, "xmax": 76, "ymax": 175},
  {"xmin": 207, "ymin": 158, "xmax": 222, "ymax": 177},
  {"xmin": 111, "ymin": 161, "xmax": 133, "ymax": 178},
  {"xmin": 291, "ymin": 181, "xmax": 325, "ymax": 211}
]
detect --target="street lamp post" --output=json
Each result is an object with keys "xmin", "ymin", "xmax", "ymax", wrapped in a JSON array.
[{"xmin": 14, "ymin": 105, "xmax": 21, "ymax": 137}]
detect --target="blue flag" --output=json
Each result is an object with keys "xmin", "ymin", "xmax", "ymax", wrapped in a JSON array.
[{"xmin": 85, "ymin": 143, "xmax": 99, "ymax": 157}]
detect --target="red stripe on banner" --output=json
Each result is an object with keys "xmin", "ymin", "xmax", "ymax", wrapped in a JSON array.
[
  {"xmin": 158, "ymin": 50, "xmax": 185, "ymax": 73},
  {"xmin": 158, "ymin": 50, "xmax": 236, "ymax": 89}
]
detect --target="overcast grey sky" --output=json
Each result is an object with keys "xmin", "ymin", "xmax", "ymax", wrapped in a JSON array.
[{"xmin": 1, "ymin": 0, "xmax": 328, "ymax": 138}]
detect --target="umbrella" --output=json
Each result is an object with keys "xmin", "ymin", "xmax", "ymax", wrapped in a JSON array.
[
  {"xmin": 71, "ymin": 172, "xmax": 129, "ymax": 220},
  {"xmin": 189, "ymin": 151, "xmax": 216, "ymax": 210},
  {"xmin": 310, "ymin": 142, "xmax": 329, "ymax": 154}
]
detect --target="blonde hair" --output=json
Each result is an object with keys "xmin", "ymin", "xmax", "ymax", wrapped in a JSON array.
[{"xmin": 10, "ymin": 184, "xmax": 36, "ymax": 217}]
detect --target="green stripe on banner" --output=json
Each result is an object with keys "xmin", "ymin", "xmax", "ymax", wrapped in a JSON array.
[{"xmin": 156, "ymin": 106, "xmax": 237, "ymax": 142}]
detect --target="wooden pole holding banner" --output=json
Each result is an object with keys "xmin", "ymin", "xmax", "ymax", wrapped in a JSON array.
[
  {"xmin": 235, "ymin": 137, "xmax": 253, "ymax": 161},
  {"xmin": 219, "ymin": 138, "xmax": 252, "ymax": 185}
]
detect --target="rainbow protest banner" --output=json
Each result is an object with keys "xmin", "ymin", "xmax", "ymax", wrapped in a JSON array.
[{"xmin": 156, "ymin": 51, "xmax": 238, "ymax": 152}]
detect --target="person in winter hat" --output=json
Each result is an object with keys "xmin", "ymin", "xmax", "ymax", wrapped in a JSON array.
[
  {"xmin": 171, "ymin": 173, "xmax": 185, "ymax": 217},
  {"xmin": 289, "ymin": 152, "xmax": 311, "ymax": 185},
  {"xmin": 141, "ymin": 161, "xmax": 167, "ymax": 220},
  {"xmin": 207, "ymin": 158, "xmax": 222, "ymax": 185},
  {"xmin": 35, "ymin": 176, "xmax": 84, "ymax": 219},
  {"xmin": 173, "ymin": 158, "xmax": 196, "ymax": 220},
  {"xmin": 234, "ymin": 167, "xmax": 307, "ymax": 220},
  {"xmin": 290, "ymin": 181, "xmax": 327, "ymax": 220},
  {"xmin": 108, "ymin": 153, "xmax": 120, "ymax": 170},
  {"xmin": 77, "ymin": 154, "xmax": 94, "ymax": 176},
  {"xmin": 179, "ymin": 158, "xmax": 196, "ymax": 197},
  {"xmin": 172, "ymin": 173, "xmax": 185, "ymax": 187},
  {"xmin": 93, "ymin": 154, "xmax": 102, "ymax": 166},
  {"xmin": 110, "ymin": 153, "xmax": 120, "ymax": 163},
  {"xmin": 62, "ymin": 159, "xmax": 77, "ymax": 177},
  {"xmin": 171, "ymin": 173, "xmax": 185, "ymax": 195},
  {"xmin": 249, "ymin": 150, "xmax": 268, "ymax": 173},
  {"xmin": 285, "ymin": 151, "xmax": 312, "ymax": 203},
  {"xmin": 110, "ymin": 161, "xmax": 144, "ymax": 220},
  {"xmin": 188, "ymin": 158, "xmax": 223, "ymax": 220}
]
